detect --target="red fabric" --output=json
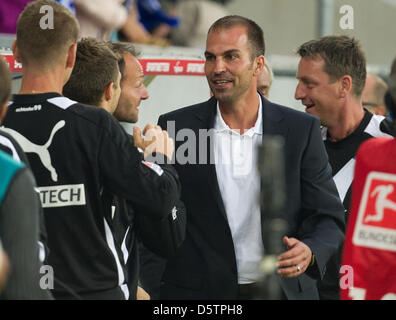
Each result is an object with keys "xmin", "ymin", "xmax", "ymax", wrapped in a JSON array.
[
  {"xmin": 341, "ymin": 136, "xmax": 396, "ymax": 300},
  {"xmin": 0, "ymin": 55, "xmax": 206, "ymax": 76}
]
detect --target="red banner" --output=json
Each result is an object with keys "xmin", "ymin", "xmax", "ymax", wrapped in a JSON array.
[
  {"xmin": 341, "ymin": 137, "xmax": 396, "ymax": 300},
  {"xmin": 0, "ymin": 52, "xmax": 22, "ymax": 73},
  {"xmin": 1, "ymin": 53, "xmax": 205, "ymax": 76},
  {"xmin": 139, "ymin": 59, "xmax": 205, "ymax": 76}
]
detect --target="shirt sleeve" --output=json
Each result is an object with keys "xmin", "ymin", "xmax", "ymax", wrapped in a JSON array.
[
  {"xmin": 298, "ymin": 117, "xmax": 346, "ymax": 280},
  {"xmin": 98, "ymin": 116, "xmax": 182, "ymax": 222}
]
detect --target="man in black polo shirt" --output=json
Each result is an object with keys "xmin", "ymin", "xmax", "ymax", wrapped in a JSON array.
[
  {"xmin": 295, "ymin": 35, "xmax": 393, "ymax": 299},
  {"xmin": 62, "ymin": 38, "xmax": 186, "ymax": 299}
]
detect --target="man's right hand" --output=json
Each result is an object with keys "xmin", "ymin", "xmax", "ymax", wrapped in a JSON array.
[
  {"xmin": 0, "ymin": 244, "xmax": 9, "ymax": 292},
  {"xmin": 133, "ymin": 124, "xmax": 174, "ymax": 161}
]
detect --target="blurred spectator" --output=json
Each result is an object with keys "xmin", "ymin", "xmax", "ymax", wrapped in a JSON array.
[
  {"xmin": 74, "ymin": 0, "xmax": 168, "ymax": 45},
  {"xmin": 0, "ymin": 0, "xmax": 74, "ymax": 35},
  {"xmin": 0, "ymin": 0, "xmax": 30, "ymax": 34},
  {"xmin": 385, "ymin": 57, "xmax": 396, "ymax": 119},
  {"xmin": 55, "ymin": 0, "xmax": 75, "ymax": 14},
  {"xmin": 170, "ymin": 0, "xmax": 229, "ymax": 48},
  {"xmin": 208, "ymin": 0, "xmax": 233, "ymax": 3},
  {"xmin": 257, "ymin": 60, "xmax": 274, "ymax": 99},
  {"xmin": 362, "ymin": 73, "xmax": 388, "ymax": 116},
  {"xmin": 74, "ymin": 0, "xmax": 129, "ymax": 40},
  {"xmin": 137, "ymin": 0, "xmax": 179, "ymax": 39}
]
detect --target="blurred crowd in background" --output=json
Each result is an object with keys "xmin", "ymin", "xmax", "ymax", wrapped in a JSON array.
[{"xmin": 0, "ymin": 0, "xmax": 234, "ymax": 48}]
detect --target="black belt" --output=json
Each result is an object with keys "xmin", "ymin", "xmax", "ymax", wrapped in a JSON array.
[{"xmin": 238, "ymin": 282, "xmax": 259, "ymax": 298}]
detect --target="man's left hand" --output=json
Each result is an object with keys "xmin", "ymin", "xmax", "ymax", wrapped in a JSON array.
[{"xmin": 277, "ymin": 236, "xmax": 312, "ymax": 278}]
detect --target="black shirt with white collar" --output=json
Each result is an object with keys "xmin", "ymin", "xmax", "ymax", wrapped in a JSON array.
[{"xmin": 318, "ymin": 109, "xmax": 393, "ymax": 300}]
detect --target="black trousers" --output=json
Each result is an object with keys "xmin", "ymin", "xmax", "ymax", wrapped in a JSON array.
[{"xmin": 52, "ymin": 286, "xmax": 126, "ymax": 300}]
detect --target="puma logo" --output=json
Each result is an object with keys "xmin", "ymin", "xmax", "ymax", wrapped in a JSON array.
[{"xmin": 1, "ymin": 121, "xmax": 66, "ymax": 182}]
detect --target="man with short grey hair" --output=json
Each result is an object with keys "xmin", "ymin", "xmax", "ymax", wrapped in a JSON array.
[
  {"xmin": 257, "ymin": 60, "xmax": 274, "ymax": 98},
  {"xmin": 362, "ymin": 73, "xmax": 388, "ymax": 116},
  {"xmin": 295, "ymin": 35, "xmax": 393, "ymax": 300}
]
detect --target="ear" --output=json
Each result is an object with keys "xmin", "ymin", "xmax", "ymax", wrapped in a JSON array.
[
  {"xmin": 339, "ymin": 75, "xmax": 353, "ymax": 98},
  {"xmin": 253, "ymin": 55, "xmax": 265, "ymax": 77},
  {"xmin": 12, "ymin": 40, "xmax": 21, "ymax": 63},
  {"xmin": 376, "ymin": 105, "xmax": 387, "ymax": 116},
  {"xmin": 104, "ymin": 82, "xmax": 114, "ymax": 102},
  {"xmin": 66, "ymin": 43, "xmax": 77, "ymax": 69}
]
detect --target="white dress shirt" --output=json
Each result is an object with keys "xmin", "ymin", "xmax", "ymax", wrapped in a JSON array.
[{"xmin": 213, "ymin": 95, "xmax": 264, "ymax": 284}]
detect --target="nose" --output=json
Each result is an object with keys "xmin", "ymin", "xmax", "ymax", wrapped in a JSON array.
[
  {"xmin": 141, "ymin": 85, "xmax": 149, "ymax": 100},
  {"xmin": 213, "ymin": 57, "xmax": 226, "ymax": 74},
  {"xmin": 294, "ymin": 81, "xmax": 305, "ymax": 100}
]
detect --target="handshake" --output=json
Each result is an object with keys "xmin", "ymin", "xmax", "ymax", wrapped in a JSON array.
[{"xmin": 133, "ymin": 124, "xmax": 175, "ymax": 161}]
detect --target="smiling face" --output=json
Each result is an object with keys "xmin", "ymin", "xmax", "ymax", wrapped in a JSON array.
[
  {"xmin": 295, "ymin": 56, "xmax": 342, "ymax": 126},
  {"xmin": 114, "ymin": 53, "xmax": 149, "ymax": 123},
  {"xmin": 204, "ymin": 25, "xmax": 258, "ymax": 105}
]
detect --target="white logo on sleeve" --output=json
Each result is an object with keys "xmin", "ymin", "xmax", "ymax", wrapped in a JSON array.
[
  {"xmin": 172, "ymin": 206, "xmax": 177, "ymax": 220},
  {"xmin": 1, "ymin": 120, "xmax": 65, "ymax": 181},
  {"xmin": 142, "ymin": 160, "xmax": 164, "ymax": 176}
]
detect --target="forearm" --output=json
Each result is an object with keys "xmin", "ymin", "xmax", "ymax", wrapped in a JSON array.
[
  {"xmin": 74, "ymin": 0, "xmax": 128, "ymax": 30},
  {"xmin": 121, "ymin": 10, "xmax": 152, "ymax": 44}
]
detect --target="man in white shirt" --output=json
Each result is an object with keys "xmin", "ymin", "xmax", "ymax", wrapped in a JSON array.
[{"xmin": 153, "ymin": 15, "xmax": 345, "ymax": 300}]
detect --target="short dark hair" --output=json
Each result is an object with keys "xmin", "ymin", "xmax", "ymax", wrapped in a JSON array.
[
  {"xmin": 0, "ymin": 57, "xmax": 11, "ymax": 107},
  {"xmin": 63, "ymin": 38, "xmax": 119, "ymax": 107},
  {"xmin": 107, "ymin": 42, "xmax": 140, "ymax": 80},
  {"xmin": 208, "ymin": 15, "xmax": 265, "ymax": 60},
  {"xmin": 16, "ymin": 0, "xmax": 79, "ymax": 68},
  {"xmin": 297, "ymin": 35, "xmax": 366, "ymax": 97}
]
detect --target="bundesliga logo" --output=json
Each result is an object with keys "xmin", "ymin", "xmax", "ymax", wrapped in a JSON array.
[{"xmin": 353, "ymin": 171, "xmax": 396, "ymax": 252}]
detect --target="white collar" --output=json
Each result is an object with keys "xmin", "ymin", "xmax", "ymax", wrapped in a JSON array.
[{"xmin": 214, "ymin": 93, "xmax": 263, "ymax": 137}]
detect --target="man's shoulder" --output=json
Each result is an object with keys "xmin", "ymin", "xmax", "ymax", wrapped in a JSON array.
[
  {"xmin": 264, "ymin": 99, "xmax": 318, "ymax": 125},
  {"xmin": 365, "ymin": 113, "xmax": 394, "ymax": 138},
  {"xmin": 9, "ymin": 93, "xmax": 112, "ymax": 122},
  {"xmin": 0, "ymin": 129, "xmax": 29, "ymax": 164},
  {"xmin": 0, "ymin": 150, "xmax": 25, "ymax": 204},
  {"xmin": 7, "ymin": 93, "xmax": 121, "ymax": 138},
  {"xmin": 0, "ymin": 150, "xmax": 24, "ymax": 171},
  {"xmin": 67, "ymin": 100, "xmax": 113, "ymax": 123},
  {"xmin": 159, "ymin": 98, "xmax": 214, "ymax": 122},
  {"xmin": 42, "ymin": 95, "xmax": 120, "ymax": 131}
]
